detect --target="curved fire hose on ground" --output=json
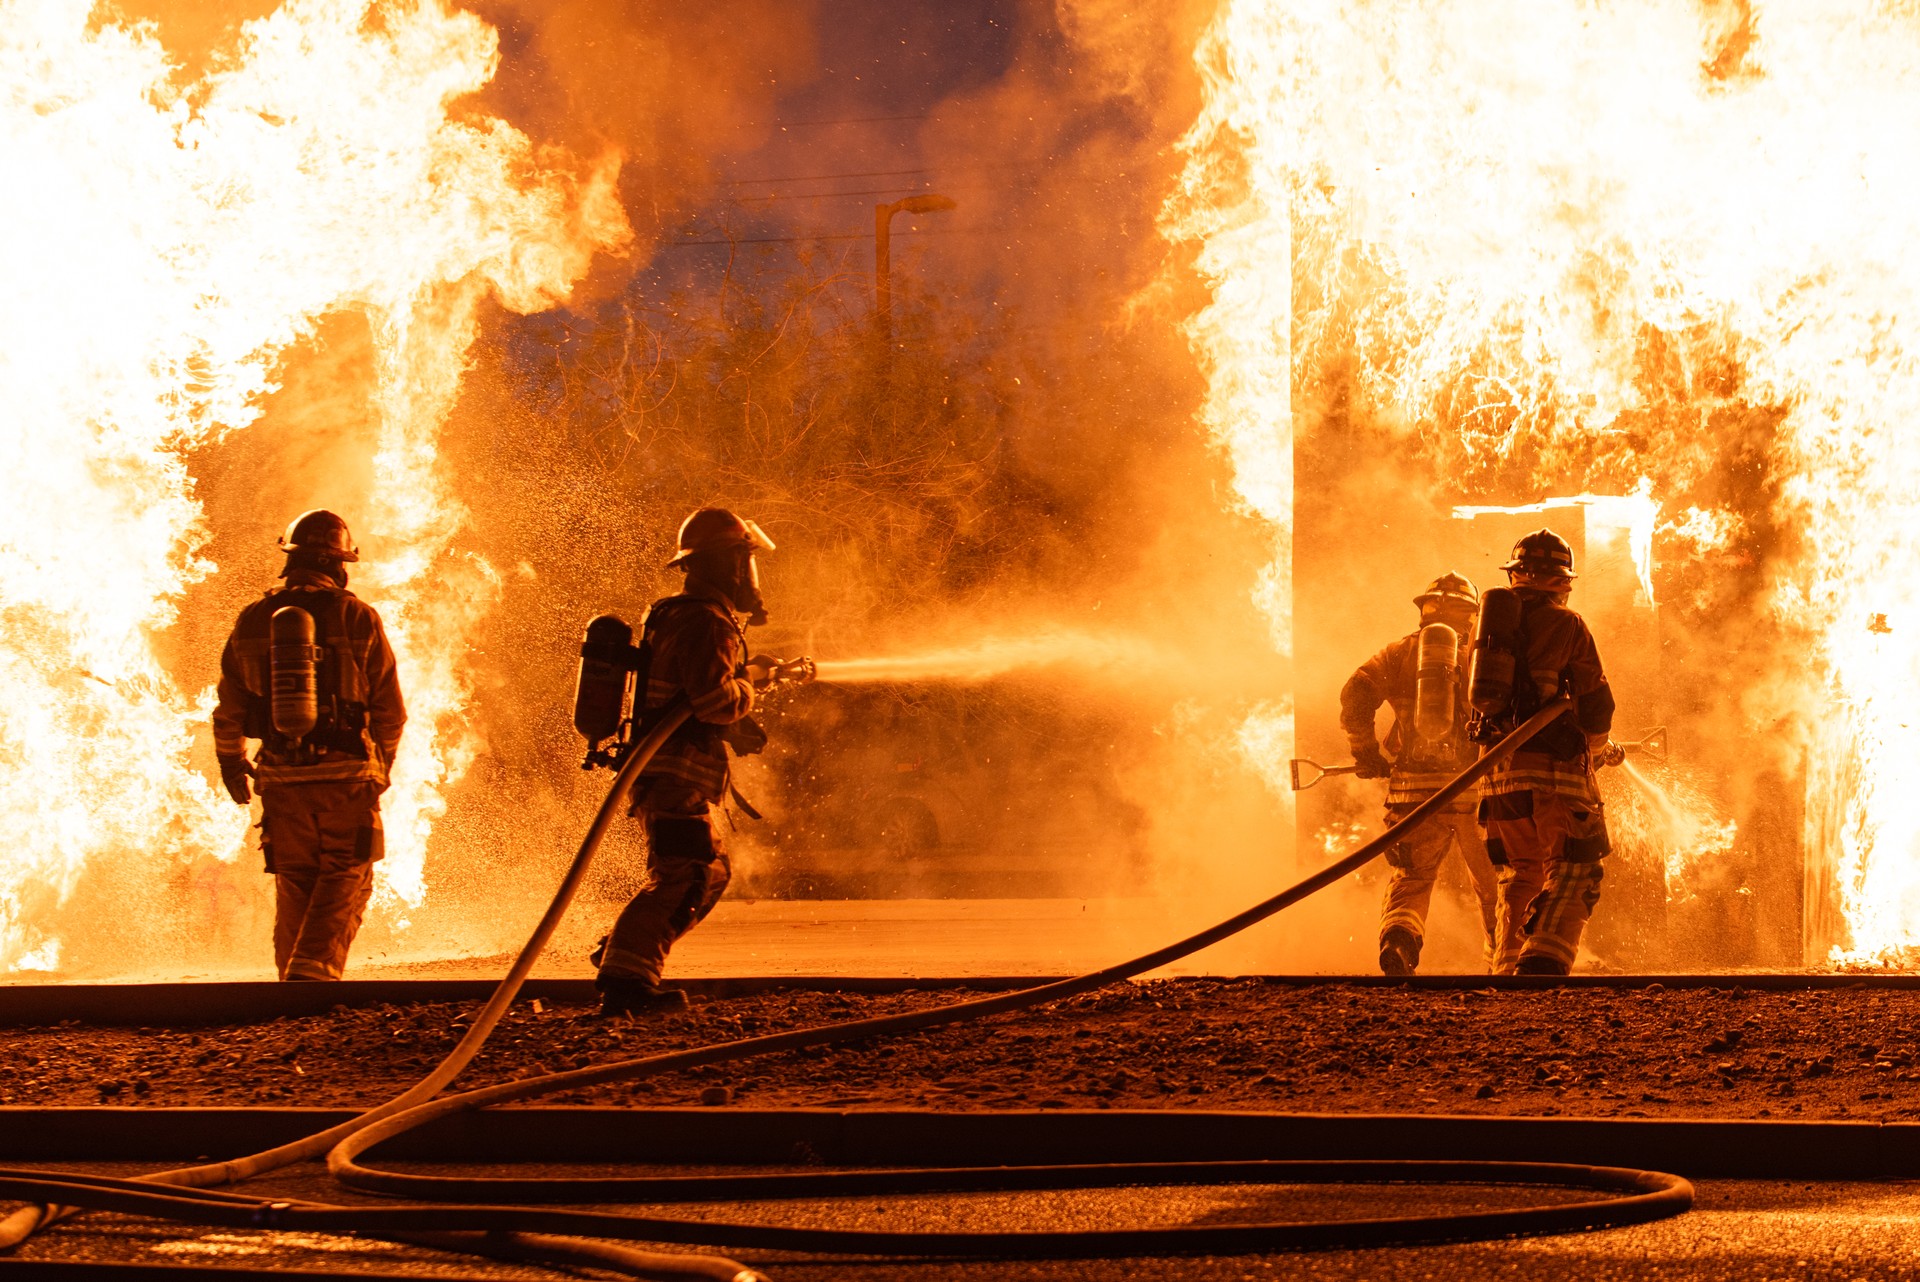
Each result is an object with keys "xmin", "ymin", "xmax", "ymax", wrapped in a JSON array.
[{"xmin": 0, "ymin": 694, "xmax": 1692, "ymax": 1281}]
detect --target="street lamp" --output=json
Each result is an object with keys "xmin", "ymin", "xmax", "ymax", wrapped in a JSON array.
[{"xmin": 875, "ymin": 194, "xmax": 956, "ymax": 346}]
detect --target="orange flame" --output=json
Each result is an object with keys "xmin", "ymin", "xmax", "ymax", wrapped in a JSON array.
[
  {"xmin": 0, "ymin": 0, "xmax": 626, "ymax": 972},
  {"xmin": 1162, "ymin": 5, "xmax": 1297, "ymax": 810}
]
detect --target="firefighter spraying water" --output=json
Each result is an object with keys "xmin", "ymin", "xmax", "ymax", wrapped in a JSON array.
[
  {"xmin": 1467, "ymin": 530, "xmax": 1625, "ymax": 976},
  {"xmin": 211, "ymin": 510, "xmax": 405, "ymax": 982},
  {"xmin": 571, "ymin": 508, "xmax": 814, "ymax": 1017}
]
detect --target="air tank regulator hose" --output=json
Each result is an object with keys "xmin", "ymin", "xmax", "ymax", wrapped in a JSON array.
[{"xmin": 0, "ymin": 694, "xmax": 1691, "ymax": 1281}]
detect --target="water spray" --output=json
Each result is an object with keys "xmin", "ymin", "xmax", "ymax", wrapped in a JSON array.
[
  {"xmin": 1621, "ymin": 759, "xmax": 1687, "ymax": 828},
  {"xmin": 807, "ymin": 629, "xmax": 1177, "ymax": 686}
]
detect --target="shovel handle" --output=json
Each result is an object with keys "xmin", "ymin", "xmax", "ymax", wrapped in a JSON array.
[{"xmin": 1290, "ymin": 759, "xmax": 1361, "ymax": 791}]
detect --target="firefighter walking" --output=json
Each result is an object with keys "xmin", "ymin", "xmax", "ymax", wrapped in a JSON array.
[
  {"xmin": 593, "ymin": 508, "xmax": 785, "ymax": 1018},
  {"xmin": 1470, "ymin": 529, "xmax": 1624, "ymax": 976},
  {"xmin": 212, "ymin": 511, "xmax": 405, "ymax": 982},
  {"xmin": 1342, "ymin": 573, "xmax": 1497, "ymax": 975}
]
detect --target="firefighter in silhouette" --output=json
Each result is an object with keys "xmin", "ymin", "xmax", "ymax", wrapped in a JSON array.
[
  {"xmin": 212, "ymin": 511, "xmax": 405, "ymax": 981},
  {"xmin": 1341, "ymin": 573, "xmax": 1496, "ymax": 975},
  {"xmin": 1473, "ymin": 530, "xmax": 1623, "ymax": 975},
  {"xmin": 593, "ymin": 508, "xmax": 782, "ymax": 1017}
]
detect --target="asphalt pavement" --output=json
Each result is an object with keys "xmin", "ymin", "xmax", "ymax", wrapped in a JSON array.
[{"xmin": 9, "ymin": 1166, "xmax": 1920, "ymax": 1280}]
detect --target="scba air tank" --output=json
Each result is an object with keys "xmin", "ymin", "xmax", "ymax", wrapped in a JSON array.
[
  {"xmin": 1413, "ymin": 622, "xmax": 1459, "ymax": 743},
  {"xmin": 573, "ymin": 614, "xmax": 635, "ymax": 746},
  {"xmin": 269, "ymin": 606, "xmax": 322, "ymax": 741},
  {"xmin": 1467, "ymin": 587, "xmax": 1524, "ymax": 718}
]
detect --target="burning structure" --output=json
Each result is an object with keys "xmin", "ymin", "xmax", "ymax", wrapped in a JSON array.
[
  {"xmin": 1189, "ymin": 0, "xmax": 1908, "ymax": 967},
  {"xmin": 0, "ymin": 0, "xmax": 1915, "ymax": 979}
]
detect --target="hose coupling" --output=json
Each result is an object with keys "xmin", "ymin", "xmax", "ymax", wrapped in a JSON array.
[{"xmin": 250, "ymin": 1201, "xmax": 293, "ymax": 1227}]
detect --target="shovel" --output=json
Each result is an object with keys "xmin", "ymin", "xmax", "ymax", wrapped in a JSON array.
[{"xmin": 1290, "ymin": 758, "xmax": 1360, "ymax": 791}]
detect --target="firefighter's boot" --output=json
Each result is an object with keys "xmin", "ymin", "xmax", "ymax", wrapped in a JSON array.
[
  {"xmin": 596, "ymin": 975, "xmax": 689, "ymax": 1018},
  {"xmin": 1379, "ymin": 926, "xmax": 1422, "ymax": 976}
]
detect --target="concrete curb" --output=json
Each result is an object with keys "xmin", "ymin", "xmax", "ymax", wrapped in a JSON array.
[
  {"xmin": 0, "ymin": 976, "xmax": 1059, "ymax": 1027},
  {"xmin": 2, "ymin": 972, "xmax": 1915, "ymax": 1027},
  {"xmin": 3, "ymin": 1106, "xmax": 1914, "ymax": 1178},
  {"xmin": 0, "ymin": 1264, "xmax": 459, "ymax": 1281}
]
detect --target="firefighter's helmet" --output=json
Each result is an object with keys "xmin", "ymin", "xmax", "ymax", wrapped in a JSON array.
[
  {"xmin": 1501, "ymin": 528, "xmax": 1577, "ymax": 579},
  {"xmin": 278, "ymin": 510, "xmax": 359, "ymax": 562},
  {"xmin": 1414, "ymin": 572, "xmax": 1479, "ymax": 613},
  {"xmin": 667, "ymin": 508, "xmax": 775, "ymax": 568}
]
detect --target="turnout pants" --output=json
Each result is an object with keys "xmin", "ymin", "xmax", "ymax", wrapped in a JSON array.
[
  {"xmin": 1480, "ymin": 789, "xmax": 1609, "ymax": 974},
  {"xmin": 599, "ymin": 783, "xmax": 733, "ymax": 988},
  {"xmin": 1380, "ymin": 807, "xmax": 1497, "ymax": 963},
  {"xmin": 260, "ymin": 781, "xmax": 384, "ymax": 982}
]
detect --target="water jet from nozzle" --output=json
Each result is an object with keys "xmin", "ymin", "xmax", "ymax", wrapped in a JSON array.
[{"xmin": 809, "ymin": 629, "xmax": 1173, "ymax": 686}]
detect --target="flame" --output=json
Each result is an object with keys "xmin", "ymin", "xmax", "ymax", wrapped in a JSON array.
[
  {"xmin": 1312, "ymin": 817, "xmax": 1371, "ymax": 864},
  {"xmin": 0, "ymin": 0, "xmax": 625, "ymax": 972},
  {"xmin": 1162, "ymin": 1, "xmax": 1297, "ymax": 810},
  {"xmin": 1453, "ymin": 480, "xmax": 1661, "ymax": 607},
  {"xmin": 1236, "ymin": 704, "xmax": 1295, "ymax": 801},
  {"xmin": 1172, "ymin": 0, "xmax": 1920, "ymax": 961}
]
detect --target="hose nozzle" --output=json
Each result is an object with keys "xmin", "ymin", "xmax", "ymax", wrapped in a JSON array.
[
  {"xmin": 1621, "ymin": 726, "xmax": 1668, "ymax": 762},
  {"xmin": 772, "ymin": 656, "xmax": 816, "ymax": 686}
]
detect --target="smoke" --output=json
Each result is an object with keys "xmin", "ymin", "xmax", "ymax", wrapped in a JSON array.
[
  {"xmin": 376, "ymin": 0, "xmax": 1318, "ymax": 974},
  {"xmin": 465, "ymin": 0, "xmax": 819, "ymax": 282}
]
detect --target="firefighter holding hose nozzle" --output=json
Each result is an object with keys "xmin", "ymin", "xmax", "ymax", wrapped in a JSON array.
[
  {"xmin": 1469, "ymin": 529, "xmax": 1624, "ymax": 976},
  {"xmin": 585, "ymin": 508, "xmax": 795, "ymax": 1018},
  {"xmin": 1341, "ymin": 573, "xmax": 1498, "ymax": 976},
  {"xmin": 211, "ymin": 510, "xmax": 405, "ymax": 982}
]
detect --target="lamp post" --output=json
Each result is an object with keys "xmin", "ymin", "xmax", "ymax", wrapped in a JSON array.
[{"xmin": 875, "ymin": 194, "xmax": 956, "ymax": 349}]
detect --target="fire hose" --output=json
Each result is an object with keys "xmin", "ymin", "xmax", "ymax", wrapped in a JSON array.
[{"xmin": 0, "ymin": 693, "xmax": 1692, "ymax": 1279}]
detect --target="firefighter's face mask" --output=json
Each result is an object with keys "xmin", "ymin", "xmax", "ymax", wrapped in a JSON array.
[
  {"xmin": 686, "ymin": 544, "xmax": 768, "ymax": 624},
  {"xmin": 736, "ymin": 550, "xmax": 768, "ymax": 626}
]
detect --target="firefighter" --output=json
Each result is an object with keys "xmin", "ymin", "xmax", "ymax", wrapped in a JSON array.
[
  {"xmin": 212, "ymin": 511, "xmax": 405, "ymax": 982},
  {"xmin": 1474, "ymin": 529, "xmax": 1624, "ymax": 976},
  {"xmin": 593, "ymin": 508, "xmax": 782, "ymax": 1018},
  {"xmin": 1342, "ymin": 572, "xmax": 1497, "ymax": 975}
]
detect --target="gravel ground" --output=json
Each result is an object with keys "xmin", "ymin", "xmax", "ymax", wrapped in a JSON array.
[{"xmin": 2, "ymin": 979, "xmax": 1916, "ymax": 1119}]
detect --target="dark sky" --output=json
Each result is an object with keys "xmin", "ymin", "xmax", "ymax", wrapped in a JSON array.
[{"xmin": 656, "ymin": 0, "xmax": 1032, "ymax": 273}]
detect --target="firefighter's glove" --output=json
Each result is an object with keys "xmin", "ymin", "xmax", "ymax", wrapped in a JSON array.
[
  {"xmin": 1351, "ymin": 742, "xmax": 1393, "ymax": 780},
  {"xmin": 216, "ymin": 754, "xmax": 254, "ymax": 806},
  {"xmin": 1595, "ymin": 740, "xmax": 1627, "ymax": 769},
  {"xmin": 718, "ymin": 715, "xmax": 770, "ymax": 757},
  {"xmin": 743, "ymin": 655, "xmax": 779, "ymax": 687}
]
